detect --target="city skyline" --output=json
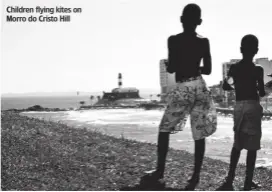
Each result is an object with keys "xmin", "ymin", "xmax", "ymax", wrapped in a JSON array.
[{"xmin": 2, "ymin": 0, "xmax": 272, "ymax": 94}]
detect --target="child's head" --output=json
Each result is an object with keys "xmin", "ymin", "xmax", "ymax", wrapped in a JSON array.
[
  {"xmin": 240, "ymin": 34, "xmax": 259, "ymax": 58},
  {"xmin": 180, "ymin": 4, "xmax": 202, "ymax": 32}
]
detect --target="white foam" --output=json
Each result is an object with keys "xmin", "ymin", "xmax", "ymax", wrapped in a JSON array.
[
  {"xmin": 206, "ymin": 136, "xmax": 232, "ymax": 141},
  {"xmin": 64, "ymin": 109, "xmax": 163, "ymax": 124},
  {"xmin": 256, "ymin": 158, "xmax": 272, "ymax": 168},
  {"xmin": 64, "ymin": 109, "xmax": 233, "ymax": 122},
  {"xmin": 65, "ymin": 112, "xmax": 237, "ymax": 133},
  {"xmin": 22, "ymin": 111, "xmax": 62, "ymax": 114},
  {"xmin": 21, "ymin": 109, "xmax": 272, "ymax": 169}
]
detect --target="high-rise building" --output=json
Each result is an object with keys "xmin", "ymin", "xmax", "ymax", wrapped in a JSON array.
[
  {"xmin": 159, "ymin": 59, "xmax": 175, "ymax": 94},
  {"xmin": 255, "ymin": 58, "xmax": 272, "ymax": 84}
]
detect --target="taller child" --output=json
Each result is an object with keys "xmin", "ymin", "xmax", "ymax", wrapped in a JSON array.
[{"xmin": 141, "ymin": 3, "xmax": 216, "ymax": 190}]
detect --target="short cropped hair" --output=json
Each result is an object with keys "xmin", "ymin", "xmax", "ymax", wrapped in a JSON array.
[
  {"xmin": 241, "ymin": 34, "xmax": 259, "ymax": 48},
  {"xmin": 182, "ymin": 4, "xmax": 201, "ymax": 19}
]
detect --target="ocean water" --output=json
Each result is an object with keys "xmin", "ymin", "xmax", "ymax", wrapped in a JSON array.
[
  {"xmin": 2, "ymin": 95, "xmax": 272, "ymax": 111},
  {"xmin": 1, "ymin": 96, "xmax": 98, "ymax": 110},
  {"xmin": 21, "ymin": 108, "xmax": 272, "ymax": 169},
  {"xmin": 1, "ymin": 94, "xmax": 156, "ymax": 110}
]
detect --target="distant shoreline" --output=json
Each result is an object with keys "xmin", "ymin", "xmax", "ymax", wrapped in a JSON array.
[
  {"xmin": 1, "ymin": 94, "xmax": 160, "ymax": 110},
  {"xmin": 3, "ymin": 104, "xmax": 272, "ymax": 119},
  {"xmin": 1, "ymin": 88, "xmax": 161, "ymax": 97}
]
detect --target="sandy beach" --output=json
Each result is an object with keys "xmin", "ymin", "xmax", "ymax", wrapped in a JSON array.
[{"xmin": 21, "ymin": 108, "xmax": 272, "ymax": 169}]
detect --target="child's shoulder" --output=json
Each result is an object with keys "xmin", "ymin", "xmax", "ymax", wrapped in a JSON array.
[
  {"xmin": 254, "ymin": 64, "xmax": 264, "ymax": 73},
  {"xmin": 167, "ymin": 34, "xmax": 178, "ymax": 44},
  {"xmin": 255, "ymin": 64, "xmax": 263, "ymax": 69},
  {"xmin": 167, "ymin": 33, "xmax": 210, "ymax": 47},
  {"xmin": 196, "ymin": 33, "xmax": 209, "ymax": 41},
  {"xmin": 172, "ymin": 33, "xmax": 210, "ymax": 40},
  {"xmin": 168, "ymin": 33, "xmax": 182, "ymax": 38},
  {"xmin": 168, "ymin": 33, "xmax": 209, "ymax": 38},
  {"xmin": 196, "ymin": 34, "xmax": 210, "ymax": 48}
]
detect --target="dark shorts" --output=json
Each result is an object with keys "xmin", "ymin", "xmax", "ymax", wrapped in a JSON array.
[{"xmin": 233, "ymin": 100, "xmax": 263, "ymax": 151}]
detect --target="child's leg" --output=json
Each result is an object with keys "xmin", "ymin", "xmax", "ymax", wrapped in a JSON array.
[
  {"xmin": 192, "ymin": 138, "xmax": 205, "ymax": 179},
  {"xmin": 156, "ymin": 132, "xmax": 170, "ymax": 178},
  {"xmin": 140, "ymin": 131, "xmax": 170, "ymax": 185},
  {"xmin": 185, "ymin": 138, "xmax": 205, "ymax": 190},
  {"xmin": 226, "ymin": 147, "xmax": 241, "ymax": 183},
  {"xmin": 244, "ymin": 150, "xmax": 257, "ymax": 189},
  {"xmin": 216, "ymin": 147, "xmax": 241, "ymax": 190},
  {"xmin": 185, "ymin": 79, "xmax": 210, "ymax": 190}
]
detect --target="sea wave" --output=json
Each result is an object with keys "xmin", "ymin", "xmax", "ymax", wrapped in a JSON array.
[
  {"xmin": 256, "ymin": 158, "xmax": 272, "ymax": 168},
  {"xmin": 21, "ymin": 109, "xmax": 272, "ymax": 169}
]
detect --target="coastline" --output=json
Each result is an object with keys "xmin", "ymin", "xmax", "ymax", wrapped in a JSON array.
[
  {"xmin": 19, "ymin": 107, "xmax": 272, "ymax": 170},
  {"xmin": 2, "ymin": 111, "xmax": 272, "ymax": 190}
]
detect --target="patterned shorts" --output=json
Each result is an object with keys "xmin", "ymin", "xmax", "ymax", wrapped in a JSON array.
[
  {"xmin": 233, "ymin": 100, "xmax": 263, "ymax": 150},
  {"xmin": 159, "ymin": 76, "xmax": 217, "ymax": 140}
]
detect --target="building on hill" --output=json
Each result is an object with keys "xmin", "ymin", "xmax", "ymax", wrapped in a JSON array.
[
  {"xmin": 102, "ymin": 88, "xmax": 140, "ymax": 101},
  {"xmin": 112, "ymin": 87, "xmax": 139, "ymax": 93},
  {"xmin": 100, "ymin": 73, "xmax": 141, "ymax": 102}
]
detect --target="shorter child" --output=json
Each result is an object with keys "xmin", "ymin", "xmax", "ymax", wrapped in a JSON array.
[{"xmin": 218, "ymin": 34, "xmax": 265, "ymax": 191}]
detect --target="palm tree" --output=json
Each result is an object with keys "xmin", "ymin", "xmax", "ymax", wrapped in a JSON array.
[{"xmin": 90, "ymin": 95, "xmax": 94, "ymax": 105}]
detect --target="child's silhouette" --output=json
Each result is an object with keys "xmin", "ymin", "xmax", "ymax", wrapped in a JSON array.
[
  {"xmin": 140, "ymin": 4, "xmax": 216, "ymax": 190},
  {"xmin": 218, "ymin": 35, "xmax": 265, "ymax": 191}
]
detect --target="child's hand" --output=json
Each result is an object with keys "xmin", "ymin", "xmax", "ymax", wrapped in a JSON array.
[
  {"xmin": 227, "ymin": 77, "xmax": 234, "ymax": 85},
  {"xmin": 222, "ymin": 77, "xmax": 234, "ymax": 91}
]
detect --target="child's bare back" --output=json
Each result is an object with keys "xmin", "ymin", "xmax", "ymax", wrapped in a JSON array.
[{"xmin": 167, "ymin": 32, "xmax": 211, "ymax": 81}]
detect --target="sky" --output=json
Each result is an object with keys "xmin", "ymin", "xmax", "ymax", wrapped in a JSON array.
[{"xmin": 1, "ymin": 0, "xmax": 272, "ymax": 94}]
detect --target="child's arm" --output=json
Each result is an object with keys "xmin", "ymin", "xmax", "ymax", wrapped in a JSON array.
[
  {"xmin": 222, "ymin": 78, "xmax": 234, "ymax": 91},
  {"xmin": 222, "ymin": 65, "xmax": 234, "ymax": 91},
  {"xmin": 200, "ymin": 38, "xmax": 211, "ymax": 75},
  {"xmin": 166, "ymin": 36, "xmax": 176, "ymax": 74},
  {"xmin": 256, "ymin": 66, "xmax": 266, "ymax": 97}
]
